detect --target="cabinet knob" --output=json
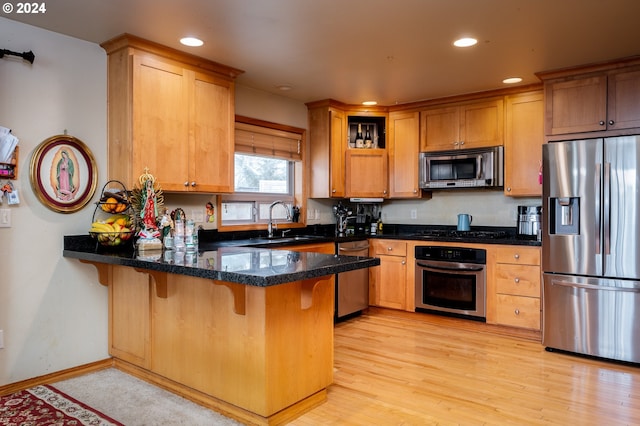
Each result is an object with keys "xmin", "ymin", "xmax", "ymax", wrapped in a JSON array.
[
  {"xmin": 608, "ymin": 120, "xmax": 615, "ymax": 126},
  {"xmin": 506, "ymin": 187, "xmax": 511, "ymax": 192},
  {"xmin": 413, "ymin": 189, "xmax": 418, "ymax": 194},
  {"xmin": 514, "ymin": 308, "xmax": 520, "ymax": 315},
  {"xmin": 332, "ymin": 189, "xmax": 336, "ymax": 193},
  {"xmin": 387, "ymin": 246, "xmax": 393, "ymax": 251},
  {"xmin": 184, "ymin": 181, "xmax": 189, "ymax": 187},
  {"xmin": 401, "ymin": 260, "xmax": 406, "ymax": 265},
  {"xmin": 191, "ymin": 181, "xmax": 196, "ymax": 187},
  {"xmin": 599, "ymin": 120, "xmax": 606, "ymax": 126},
  {"xmin": 514, "ymin": 254, "xmax": 520, "ymax": 259},
  {"xmin": 453, "ymin": 141, "xmax": 459, "ymax": 146},
  {"xmin": 459, "ymin": 141, "xmax": 465, "ymax": 146},
  {"xmin": 514, "ymin": 277, "xmax": 520, "ymax": 283},
  {"xmin": 383, "ymin": 190, "xmax": 387, "ymax": 195}
]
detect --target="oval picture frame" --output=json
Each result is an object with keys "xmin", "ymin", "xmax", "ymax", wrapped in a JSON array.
[{"xmin": 30, "ymin": 134, "xmax": 98, "ymax": 213}]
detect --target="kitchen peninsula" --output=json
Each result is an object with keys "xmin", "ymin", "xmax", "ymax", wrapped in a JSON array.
[{"xmin": 63, "ymin": 236, "xmax": 379, "ymax": 425}]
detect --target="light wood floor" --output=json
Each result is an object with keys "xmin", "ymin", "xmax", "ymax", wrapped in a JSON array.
[{"xmin": 293, "ymin": 308, "xmax": 640, "ymax": 425}]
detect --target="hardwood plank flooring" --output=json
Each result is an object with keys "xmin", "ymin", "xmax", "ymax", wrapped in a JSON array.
[{"xmin": 293, "ymin": 308, "xmax": 640, "ymax": 425}]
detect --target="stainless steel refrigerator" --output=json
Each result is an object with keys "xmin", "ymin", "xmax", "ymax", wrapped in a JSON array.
[{"xmin": 542, "ymin": 136, "xmax": 640, "ymax": 363}]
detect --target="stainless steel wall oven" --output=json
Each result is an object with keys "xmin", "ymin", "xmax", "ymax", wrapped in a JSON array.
[{"xmin": 415, "ymin": 246, "xmax": 486, "ymax": 320}]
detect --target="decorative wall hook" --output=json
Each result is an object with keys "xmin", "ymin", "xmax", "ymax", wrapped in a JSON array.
[{"xmin": 0, "ymin": 49, "xmax": 35, "ymax": 64}]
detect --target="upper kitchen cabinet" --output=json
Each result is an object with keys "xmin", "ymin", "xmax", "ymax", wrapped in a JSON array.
[
  {"xmin": 420, "ymin": 98, "xmax": 504, "ymax": 151},
  {"xmin": 307, "ymin": 101, "xmax": 347, "ymax": 198},
  {"xmin": 345, "ymin": 148, "xmax": 388, "ymax": 198},
  {"xmin": 101, "ymin": 34, "xmax": 243, "ymax": 192},
  {"xmin": 504, "ymin": 91, "xmax": 544, "ymax": 197},
  {"xmin": 388, "ymin": 111, "xmax": 421, "ymax": 198},
  {"xmin": 537, "ymin": 57, "xmax": 640, "ymax": 138}
]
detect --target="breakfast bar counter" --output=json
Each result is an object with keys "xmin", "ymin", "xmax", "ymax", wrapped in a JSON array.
[{"xmin": 63, "ymin": 236, "xmax": 379, "ymax": 425}]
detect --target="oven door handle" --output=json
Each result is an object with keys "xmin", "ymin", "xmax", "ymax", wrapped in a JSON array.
[{"xmin": 416, "ymin": 262, "xmax": 484, "ymax": 273}]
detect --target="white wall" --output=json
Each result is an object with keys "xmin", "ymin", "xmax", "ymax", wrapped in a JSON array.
[{"xmin": 0, "ymin": 18, "xmax": 109, "ymax": 384}]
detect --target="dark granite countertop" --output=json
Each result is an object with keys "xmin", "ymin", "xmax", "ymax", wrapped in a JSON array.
[{"xmin": 63, "ymin": 235, "xmax": 380, "ymax": 287}]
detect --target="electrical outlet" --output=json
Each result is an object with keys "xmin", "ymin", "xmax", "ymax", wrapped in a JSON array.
[
  {"xmin": 307, "ymin": 209, "xmax": 314, "ymax": 220},
  {"xmin": 410, "ymin": 209, "xmax": 417, "ymax": 219},
  {"xmin": 0, "ymin": 209, "xmax": 10, "ymax": 228},
  {"xmin": 0, "ymin": 330, "xmax": 4, "ymax": 349}
]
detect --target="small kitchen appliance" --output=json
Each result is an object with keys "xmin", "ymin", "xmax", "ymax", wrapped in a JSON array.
[
  {"xmin": 516, "ymin": 205, "xmax": 541, "ymax": 239},
  {"xmin": 419, "ymin": 146, "xmax": 504, "ymax": 189},
  {"xmin": 457, "ymin": 214, "xmax": 472, "ymax": 231}
]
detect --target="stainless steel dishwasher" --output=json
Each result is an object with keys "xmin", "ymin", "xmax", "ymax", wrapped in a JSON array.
[{"xmin": 336, "ymin": 240, "xmax": 370, "ymax": 320}]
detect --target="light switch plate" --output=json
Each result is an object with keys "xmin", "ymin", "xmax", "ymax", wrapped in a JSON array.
[
  {"xmin": 0, "ymin": 209, "xmax": 10, "ymax": 227},
  {"xmin": 0, "ymin": 330, "xmax": 4, "ymax": 349}
]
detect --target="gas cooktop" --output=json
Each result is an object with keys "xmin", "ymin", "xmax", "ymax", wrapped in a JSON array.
[{"xmin": 415, "ymin": 229, "xmax": 509, "ymax": 240}]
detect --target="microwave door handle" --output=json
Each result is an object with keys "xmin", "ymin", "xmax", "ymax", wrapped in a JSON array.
[{"xmin": 476, "ymin": 155, "xmax": 483, "ymax": 179}]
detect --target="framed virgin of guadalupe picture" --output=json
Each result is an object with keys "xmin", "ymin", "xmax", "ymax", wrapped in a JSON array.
[{"xmin": 30, "ymin": 134, "xmax": 98, "ymax": 213}]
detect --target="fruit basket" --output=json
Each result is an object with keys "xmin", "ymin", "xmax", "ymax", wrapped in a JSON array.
[{"xmin": 90, "ymin": 180, "xmax": 136, "ymax": 248}]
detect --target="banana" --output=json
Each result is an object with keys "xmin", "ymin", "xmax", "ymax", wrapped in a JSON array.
[{"xmin": 90, "ymin": 222, "xmax": 114, "ymax": 233}]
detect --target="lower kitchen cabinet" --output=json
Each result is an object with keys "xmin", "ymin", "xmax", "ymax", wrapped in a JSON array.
[
  {"xmin": 369, "ymin": 239, "xmax": 407, "ymax": 310},
  {"xmin": 493, "ymin": 246, "xmax": 541, "ymax": 330}
]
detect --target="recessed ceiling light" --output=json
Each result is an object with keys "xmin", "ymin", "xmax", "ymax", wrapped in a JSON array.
[
  {"xmin": 453, "ymin": 37, "xmax": 477, "ymax": 48},
  {"xmin": 180, "ymin": 37, "xmax": 204, "ymax": 47},
  {"xmin": 276, "ymin": 84, "xmax": 293, "ymax": 91},
  {"xmin": 503, "ymin": 77, "xmax": 523, "ymax": 84},
  {"xmin": 362, "ymin": 101, "xmax": 377, "ymax": 106}
]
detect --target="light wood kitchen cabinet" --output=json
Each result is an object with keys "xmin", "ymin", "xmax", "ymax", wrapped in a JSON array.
[
  {"xmin": 369, "ymin": 240, "xmax": 407, "ymax": 310},
  {"xmin": 494, "ymin": 246, "xmax": 541, "ymax": 331},
  {"xmin": 504, "ymin": 91, "xmax": 544, "ymax": 197},
  {"xmin": 307, "ymin": 104, "xmax": 347, "ymax": 198},
  {"xmin": 101, "ymin": 34, "xmax": 241, "ymax": 192},
  {"xmin": 420, "ymin": 99, "xmax": 504, "ymax": 151},
  {"xmin": 109, "ymin": 265, "xmax": 151, "ymax": 368},
  {"xmin": 540, "ymin": 63, "xmax": 640, "ymax": 136},
  {"xmin": 345, "ymin": 148, "xmax": 388, "ymax": 198},
  {"xmin": 388, "ymin": 111, "xmax": 421, "ymax": 198}
]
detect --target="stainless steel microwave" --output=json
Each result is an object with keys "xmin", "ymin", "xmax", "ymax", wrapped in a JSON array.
[{"xmin": 419, "ymin": 146, "xmax": 504, "ymax": 189}]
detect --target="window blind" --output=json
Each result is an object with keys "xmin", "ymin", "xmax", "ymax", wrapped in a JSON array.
[{"xmin": 235, "ymin": 122, "xmax": 302, "ymax": 161}]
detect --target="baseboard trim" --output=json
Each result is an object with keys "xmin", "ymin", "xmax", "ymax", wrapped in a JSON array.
[{"xmin": 0, "ymin": 358, "xmax": 114, "ymax": 396}]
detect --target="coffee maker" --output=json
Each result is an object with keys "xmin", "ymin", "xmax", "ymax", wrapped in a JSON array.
[{"xmin": 517, "ymin": 205, "xmax": 542, "ymax": 240}]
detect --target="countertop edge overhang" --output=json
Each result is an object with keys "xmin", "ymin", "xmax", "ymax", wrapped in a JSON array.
[{"xmin": 63, "ymin": 237, "xmax": 380, "ymax": 287}]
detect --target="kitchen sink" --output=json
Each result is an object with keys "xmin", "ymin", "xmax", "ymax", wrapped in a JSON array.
[{"xmin": 248, "ymin": 235, "xmax": 326, "ymax": 245}]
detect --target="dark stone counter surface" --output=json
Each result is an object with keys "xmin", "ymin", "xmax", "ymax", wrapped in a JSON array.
[{"xmin": 63, "ymin": 235, "xmax": 380, "ymax": 287}]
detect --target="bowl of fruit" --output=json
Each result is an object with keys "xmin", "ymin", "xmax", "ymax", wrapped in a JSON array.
[{"xmin": 90, "ymin": 214, "xmax": 135, "ymax": 247}]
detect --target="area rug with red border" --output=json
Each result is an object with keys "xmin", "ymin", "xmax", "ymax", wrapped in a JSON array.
[{"xmin": 0, "ymin": 384, "xmax": 124, "ymax": 425}]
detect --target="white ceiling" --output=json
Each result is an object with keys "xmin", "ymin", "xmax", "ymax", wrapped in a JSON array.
[{"xmin": 6, "ymin": 0, "xmax": 640, "ymax": 106}]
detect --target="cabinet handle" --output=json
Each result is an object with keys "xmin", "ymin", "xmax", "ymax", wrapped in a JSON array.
[
  {"xmin": 184, "ymin": 181, "xmax": 189, "ymax": 187},
  {"xmin": 514, "ymin": 308, "xmax": 520, "ymax": 315},
  {"xmin": 387, "ymin": 247, "xmax": 393, "ymax": 251},
  {"xmin": 332, "ymin": 189, "xmax": 336, "ymax": 193},
  {"xmin": 506, "ymin": 187, "xmax": 511, "ymax": 192},
  {"xmin": 453, "ymin": 141, "xmax": 459, "ymax": 146},
  {"xmin": 599, "ymin": 120, "xmax": 605, "ymax": 126},
  {"xmin": 383, "ymin": 190, "xmax": 387, "ymax": 195},
  {"xmin": 514, "ymin": 277, "xmax": 520, "ymax": 283},
  {"xmin": 608, "ymin": 120, "xmax": 615, "ymax": 126},
  {"xmin": 413, "ymin": 189, "xmax": 418, "ymax": 194},
  {"xmin": 191, "ymin": 181, "xmax": 196, "ymax": 187},
  {"xmin": 460, "ymin": 141, "xmax": 465, "ymax": 146},
  {"xmin": 514, "ymin": 254, "xmax": 520, "ymax": 259},
  {"xmin": 401, "ymin": 260, "xmax": 406, "ymax": 265}
]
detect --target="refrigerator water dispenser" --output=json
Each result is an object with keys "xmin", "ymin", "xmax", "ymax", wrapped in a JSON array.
[{"xmin": 549, "ymin": 197, "xmax": 579, "ymax": 234}]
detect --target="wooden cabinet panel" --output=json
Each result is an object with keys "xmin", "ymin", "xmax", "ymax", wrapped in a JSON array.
[
  {"xmin": 102, "ymin": 34, "xmax": 239, "ymax": 192},
  {"xmin": 607, "ymin": 68, "xmax": 640, "ymax": 130},
  {"xmin": 388, "ymin": 111, "xmax": 420, "ymax": 198},
  {"xmin": 109, "ymin": 266, "xmax": 151, "ymax": 368},
  {"xmin": 495, "ymin": 246, "xmax": 540, "ymax": 265},
  {"xmin": 420, "ymin": 106, "xmax": 460, "ymax": 151},
  {"xmin": 420, "ymin": 99, "xmax": 503, "ymax": 151},
  {"xmin": 545, "ymin": 75, "xmax": 607, "ymax": 135},
  {"xmin": 370, "ymin": 240, "xmax": 407, "ymax": 310},
  {"xmin": 504, "ymin": 91, "xmax": 544, "ymax": 197},
  {"xmin": 308, "ymin": 106, "xmax": 347, "ymax": 198},
  {"xmin": 345, "ymin": 149, "xmax": 388, "ymax": 198},
  {"xmin": 495, "ymin": 264, "xmax": 541, "ymax": 298},
  {"xmin": 460, "ymin": 99, "xmax": 504, "ymax": 149},
  {"xmin": 496, "ymin": 294, "xmax": 541, "ymax": 330}
]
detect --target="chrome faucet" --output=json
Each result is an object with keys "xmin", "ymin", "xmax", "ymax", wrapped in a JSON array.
[{"xmin": 268, "ymin": 200, "xmax": 292, "ymax": 238}]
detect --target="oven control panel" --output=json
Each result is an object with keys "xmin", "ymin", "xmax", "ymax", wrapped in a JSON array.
[{"xmin": 415, "ymin": 246, "xmax": 486, "ymax": 264}]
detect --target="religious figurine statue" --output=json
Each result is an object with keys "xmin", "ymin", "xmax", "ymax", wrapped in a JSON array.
[{"xmin": 131, "ymin": 168, "xmax": 164, "ymax": 250}]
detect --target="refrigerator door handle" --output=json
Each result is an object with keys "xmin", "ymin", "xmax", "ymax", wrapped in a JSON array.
[
  {"xmin": 551, "ymin": 279, "xmax": 640, "ymax": 293},
  {"xmin": 595, "ymin": 163, "xmax": 601, "ymax": 254},
  {"xmin": 603, "ymin": 162, "xmax": 611, "ymax": 255}
]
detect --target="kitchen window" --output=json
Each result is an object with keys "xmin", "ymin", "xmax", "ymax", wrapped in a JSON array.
[{"xmin": 220, "ymin": 118, "xmax": 304, "ymax": 227}]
